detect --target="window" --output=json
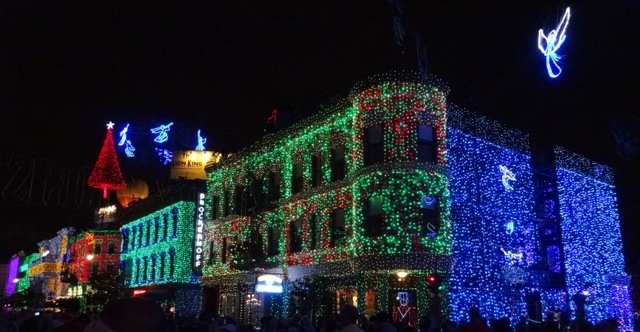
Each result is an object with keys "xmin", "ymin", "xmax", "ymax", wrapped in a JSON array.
[
  {"xmin": 309, "ymin": 214, "xmax": 318, "ymax": 250},
  {"xmin": 208, "ymin": 241, "xmax": 215, "ymax": 265},
  {"xmin": 169, "ymin": 250, "xmax": 175, "ymax": 278},
  {"xmin": 221, "ymin": 239, "xmax": 228, "ymax": 263},
  {"xmin": 234, "ymin": 187, "xmax": 247, "ymax": 216},
  {"xmin": 163, "ymin": 214, "xmax": 168, "ymax": 240},
  {"xmin": 93, "ymin": 240, "xmax": 102, "ymax": 256},
  {"xmin": 268, "ymin": 227, "xmax": 280, "ymax": 257},
  {"xmin": 146, "ymin": 221, "xmax": 151, "ymax": 245},
  {"xmin": 106, "ymin": 261, "xmax": 116, "ymax": 275},
  {"xmin": 138, "ymin": 224, "xmax": 144, "ymax": 247},
  {"xmin": 421, "ymin": 196, "xmax": 439, "ymax": 237},
  {"xmin": 122, "ymin": 229, "xmax": 129, "ymax": 252},
  {"xmin": 268, "ymin": 171, "xmax": 282, "ymax": 202},
  {"xmin": 107, "ymin": 241, "xmax": 116, "ymax": 255},
  {"xmin": 223, "ymin": 190, "xmax": 231, "ymax": 216},
  {"xmin": 211, "ymin": 196, "xmax": 221, "ymax": 219},
  {"xmin": 365, "ymin": 197, "xmax": 384, "ymax": 237},
  {"xmin": 331, "ymin": 146, "xmax": 346, "ymax": 181},
  {"xmin": 135, "ymin": 259, "xmax": 140, "ymax": 283},
  {"xmin": 91, "ymin": 262, "xmax": 99, "ymax": 278},
  {"xmin": 154, "ymin": 218, "xmax": 160, "ymax": 244},
  {"xmin": 150, "ymin": 256, "xmax": 157, "ymax": 281},
  {"xmin": 292, "ymin": 162, "xmax": 304, "ymax": 194},
  {"xmin": 417, "ymin": 124, "xmax": 436, "ymax": 163},
  {"xmin": 364, "ymin": 125, "xmax": 383, "ymax": 166},
  {"xmin": 331, "ymin": 209, "xmax": 346, "ymax": 247},
  {"xmin": 249, "ymin": 228, "xmax": 264, "ymax": 261},
  {"xmin": 312, "ymin": 155, "xmax": 323, "ymax": 187},
  {"xmin": 159, "ymin": 254, "xmax": 166, "ymax": 280},
  {"xmin": 131, "ymin": 228, "xmax": 136, "ymax": 250},
  {"xmin": 172, "ymin": 210, "xmax": 178, "ymax": 238},
  {"xmin": 290, "ymin": 220, "xmax": 302, "ymax": 253},
  {"xmin": 124, "ymin": 259, "xmax": 132, "ymax": 283},
  {"xmin": 142, "ymin": 258, "xmax": 148, "ymax": 281},
  {"xmin": 250, "ymin": 177, "xmax": 265, "ymax": 211}
]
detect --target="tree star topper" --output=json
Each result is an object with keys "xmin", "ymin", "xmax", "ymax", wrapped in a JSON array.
[{"xmin": 538, "ymin": 7, "xmax": 571, "ymax": 78}]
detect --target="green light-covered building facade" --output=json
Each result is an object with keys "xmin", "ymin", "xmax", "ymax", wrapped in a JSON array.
[
  {"xmin": 202, "ymin": 73, "xmax": 450, "ymax": 324},
  {"xmin": 120, "ymin": 201, "xmax": 201, "ymax": 316}
]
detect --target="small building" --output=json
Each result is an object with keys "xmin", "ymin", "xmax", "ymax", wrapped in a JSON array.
[
  {"xmin": 28, "ymin": 227, "xmax": 75, "ymax": 301},
  {"xmin": 120, "ymin": 200, "xmax": 201, "ymax": 317}
]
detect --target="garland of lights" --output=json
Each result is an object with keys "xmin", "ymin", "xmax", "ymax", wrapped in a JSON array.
[
  {"xmin": 69, "ymin": 230, "xmax": 121, "ymax": 284},
  {"xmin": 554, "ymin": 147, "xmax": 633, "ymax": 330},
  {"xmin": 17, "ymin": 253, "xmax": 39, "ymax": 293}
]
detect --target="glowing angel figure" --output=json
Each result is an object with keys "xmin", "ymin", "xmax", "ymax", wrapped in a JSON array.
[
  {"xmin": 195, "ymin": 130, "xmax": 207, "ymax": 151},
  {"xmin": 150, "ymin": 122, "xmax": 174, "ymax": 143},
  {"xmin": 499, "ymin": 165, "xmax": 516, "ymax": 191},
  {"xmin": 118, "ymin": 123, "xmax": 130, "ymax": 146},
  {"xmin": 538, "ymin": 7, "xmax": 571, "ymax": 78},
  {"xmin": 124, "ymin": 140, "xmax": 135, "ymax": 158}
]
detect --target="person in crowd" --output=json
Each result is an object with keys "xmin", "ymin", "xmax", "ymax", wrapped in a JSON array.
[
  {"xmin": 458, "ymin": 307, "xmax": 491, "ymax": 332},
  {"xmin": 83, "ymin": 297, "xmax": 167, "ymax": 332},
  {"xmin": 338, "ymin": 304, "xmax": 364, "ymax": 332}
]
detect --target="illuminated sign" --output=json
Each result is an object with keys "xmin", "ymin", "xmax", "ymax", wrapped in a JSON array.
[
  {"xmin": 96, "ymin": 205, "xmax": 118, "ymax": 224},
  {"xmin": 255, "ymin": 274, "xmax": 283, "ymax": 293},
  {"xmin": 192, "ymin": 192, "xmax": 205, "ymax": 276},
  {"xmin": 538, "ymin": 7, "xmax": 571, "ymax": 78},
  {"xmin": 170, "ymin": 150, "xmax": 220, "ymax": 180},
  {"xmin": 99, "ymin": 205, "xmax": 117, "ymax": 214},
  {"xmin": 133, "ymin": 289, "xmax": 147, "ymax": 296}
]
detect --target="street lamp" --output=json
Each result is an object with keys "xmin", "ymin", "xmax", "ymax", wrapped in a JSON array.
[
  {"xmin": 86, "ymin": 254, "xmax": 94, "ymax": 261},
  {"xmin": 12, "ymin": 278, "xmax": 19, "ymax": 283}
]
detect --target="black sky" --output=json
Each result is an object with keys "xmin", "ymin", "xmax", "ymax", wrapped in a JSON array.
[{"xmin": 1, "ymin": 2, "xmax": 639, "ymax": 269}]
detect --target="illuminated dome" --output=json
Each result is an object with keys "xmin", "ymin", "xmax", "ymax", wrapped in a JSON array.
[{"xmin": 116, "ymin": 178, "xmax": 149, "ymax": 207}]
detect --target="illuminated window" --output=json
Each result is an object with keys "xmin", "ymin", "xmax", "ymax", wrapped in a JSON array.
[
  {"xmin": 331, "ymin": 146, "xmax": 346, "ymax": 181},
  {"xmin": 417, "ymin": 124, "xmax": 436, "ymax": 163},
  {"xmin": 292, "ymin": 162, "xmax": 304, "ymax": 194},
  {"xmin": 122, "ymin": 228, "xmax": 129, "ymax": 252},
  {"xmin": 312, "ymin": 155, "xmax": 323, "ymax": 187},
  {"xmin": 49, "ymin": 278, "xmax": 56, "ymax": 291},
  {"xmin": 331, "ymin": 209, "xmax": 346, "ymax": 247},
  {"xmin": 364, "ymin": 125, "xmax": 383, "ymax": 166},
  {"xmin": 365, "ymin": 197, "xmax": 384, "ymax": 237}
]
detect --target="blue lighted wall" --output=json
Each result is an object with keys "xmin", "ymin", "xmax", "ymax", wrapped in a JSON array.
[
  {"xmin": 447, "ymin": 107, "xmax": 538, "ymax": 321},
  {"xmin": 554, "ymin": 147, "xmax": 633, "ymax": 330}
]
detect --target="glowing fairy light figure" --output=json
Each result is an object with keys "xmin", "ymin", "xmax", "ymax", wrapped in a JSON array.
[
  {"xmin": 118, "ymin": 123, "xmax": 130, "ymax": 146},
  {"xmin": 505, "ymin": 221, "xmax": 515, "ymax": 235},
  {"xmin": 155, "ymin": 148, "xmax": 173, "ymax": 165},
  {"xmin": 195, "ymin": 130, "xmax": 207, "ymax": 151},
  {"xmin": 150, "ymin": 122, "xmax": 174, "ymax": 143},
  {"xmin": 538, "ymin": 7, "xmax": 571, "ymax": 78},
  {"xmin": 125, "ymin": 140, "xmax": 135, "ymax": 157},
  {"xmin": 499, "ymin": 165, "xmax": 516, "ymax": 191}
]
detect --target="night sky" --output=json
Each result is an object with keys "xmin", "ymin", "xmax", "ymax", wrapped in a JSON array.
[{"xmin": 1, "ymin": 2, "xmax": 639, "ymax": 272}]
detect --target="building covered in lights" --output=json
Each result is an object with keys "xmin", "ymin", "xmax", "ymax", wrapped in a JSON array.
[
  {"xmin": 66, "ymin": 230, "xmax": 122, "ymax": 306},
  {"xmin": 201, "ymin": 73, "xmax": 633, "ymax": 330},
  {"xmin": 119, "ymin": 200, "xmax": 201, "ymax": 316},
  {"xmin": 28, "ymin": 227, "xmax": 75, "ymax": 301}
]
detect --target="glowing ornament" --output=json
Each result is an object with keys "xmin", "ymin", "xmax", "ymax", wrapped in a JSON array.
[
  {"xmin": 88, "ymin": 122, "xmax": 127, "ymax": 199},
  {"xmin": 118, "ymin": 123, "xmax": 130, "ymax": 146},
  {"xmin": 155, "ymin": 148, "xmax": 173, "ymax": 165},
  {"xmin": 538, "ymin": 7, "xmax": 571, "ymax": 78}
]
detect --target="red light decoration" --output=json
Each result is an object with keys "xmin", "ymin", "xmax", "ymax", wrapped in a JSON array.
[
  {"xmin": 133, "ymin": 289, "xmax": 147, "ymax": 296},
  {"xmin": 88, "ymin": 122, "xmax": 126, "ymax": 199}
]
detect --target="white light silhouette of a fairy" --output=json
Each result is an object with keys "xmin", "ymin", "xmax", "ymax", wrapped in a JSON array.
[{"xmin": 538, "ymin": 7, "xmax": 571, "ymax": 78}]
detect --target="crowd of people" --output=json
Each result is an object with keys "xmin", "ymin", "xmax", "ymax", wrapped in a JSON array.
[{"xmin": 0, "ymin": 298, "xmax": 635, "ymax": 332}]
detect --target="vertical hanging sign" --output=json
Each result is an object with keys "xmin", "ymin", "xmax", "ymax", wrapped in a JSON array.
[{"xmin": 192, "ymin": 192, "xmax": 205, "ymax": 276}]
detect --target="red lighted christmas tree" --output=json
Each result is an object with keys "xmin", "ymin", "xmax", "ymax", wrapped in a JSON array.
[{"xmin": 88, "ymin": 121, "xmax": 126, "ymax": 199}]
